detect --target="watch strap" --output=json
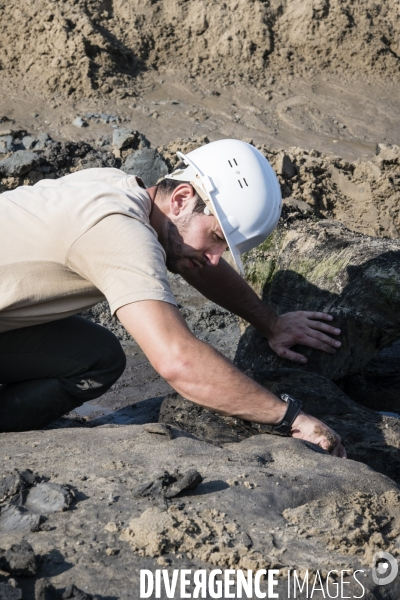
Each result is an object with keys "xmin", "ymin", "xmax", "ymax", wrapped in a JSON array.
[{"xmin": 272, "ymin": 394, "xmax": 303, "ymax": 436}]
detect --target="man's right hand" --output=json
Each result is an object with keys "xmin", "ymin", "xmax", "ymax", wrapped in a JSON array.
[{"xmin": 290, "ymin": 412, "xmax": 347, "ymax": 458}]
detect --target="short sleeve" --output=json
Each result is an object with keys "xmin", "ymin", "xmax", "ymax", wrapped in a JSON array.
[{"xmin": 66, "ymin": 214, "xmax": 177, "ymax": 314}]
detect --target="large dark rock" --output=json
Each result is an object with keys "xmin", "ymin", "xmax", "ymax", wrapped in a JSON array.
[
  {"xmin": 42, "ymin": 141, "xmax": 117, "ymax": 176},
  {"xmin": 121, "ymin": 148, "xmax": 168, "ymax": 186},
  {"xmin": 237, "ymin": 219, "xmax": 400, "ymax": 381}
]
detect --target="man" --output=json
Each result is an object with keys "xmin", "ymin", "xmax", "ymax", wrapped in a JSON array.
[{"xmin": 0, "ymin": 139, "xmax": 345, "ymax": 457}]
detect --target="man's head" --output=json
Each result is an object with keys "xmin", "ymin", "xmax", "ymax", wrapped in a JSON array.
[
  {"xmin": 152, "ymin": 174, "xmax": 228, "ymax": 274},
  {"xmin": 149, "ymin": 139, "xmax": 282, "ymax": 275}
]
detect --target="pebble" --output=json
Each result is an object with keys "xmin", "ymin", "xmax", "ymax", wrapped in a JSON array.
[{"xmin": 72, "ymin": 117, "xmax": 87, "ymax": 128}]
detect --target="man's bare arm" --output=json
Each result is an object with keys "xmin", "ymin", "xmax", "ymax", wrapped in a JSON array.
[
  {"xmin": 179, "ymin": 258, "xmax": 341, "ymax": 364},
  {"xmin": 117, "ymin": 300, "xmax": 346, "ymax": 457}
]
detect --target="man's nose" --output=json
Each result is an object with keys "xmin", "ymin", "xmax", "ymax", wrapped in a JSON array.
[{"xmin": 204, "ymin": 246, "xmax": 225, "ymax": 266}]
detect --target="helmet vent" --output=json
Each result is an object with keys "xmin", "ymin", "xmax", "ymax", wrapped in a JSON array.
[
  {"xmin": 238, "ymin": 180, "xmax": 243, "ymax": 188},
  {"xmin": 238, "ymin": 178, "xmax": 248, "ymax": 189},
  {"xmin": 228, "ymin": 159, "xmax": 239, "ymax": 168},
  {"xmin": 243, "ymin": 178, "xmax": 248, "ymax": 187}
]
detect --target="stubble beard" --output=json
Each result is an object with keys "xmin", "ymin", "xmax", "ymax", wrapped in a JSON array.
[{"xmin": 163, "ymin": 216, "xmax": 206, "ymax": 273}]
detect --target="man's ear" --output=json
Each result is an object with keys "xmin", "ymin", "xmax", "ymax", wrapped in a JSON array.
[{"xmin": 169, "ymin": 183, "xmax": 195, "ymax": 216}]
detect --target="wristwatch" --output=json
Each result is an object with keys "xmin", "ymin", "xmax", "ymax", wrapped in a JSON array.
[{"xmin": 272, "ymin": 394, "xmax": 303, "ymax": 436}]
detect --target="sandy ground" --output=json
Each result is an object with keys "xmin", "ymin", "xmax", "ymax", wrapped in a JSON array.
[{"xmin": 1, "ymin": 72, "xmax": 400, "ymax": 163}]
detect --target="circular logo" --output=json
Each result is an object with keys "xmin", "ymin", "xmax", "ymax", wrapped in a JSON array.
[{"xmin": 372, "ymin": 551, "xmax": 398, "ymax": 586}]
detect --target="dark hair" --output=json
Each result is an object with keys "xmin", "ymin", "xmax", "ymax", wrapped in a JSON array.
[{"xmin": 156, "ymin": 162, "xmax": 207, "ymax": 214}]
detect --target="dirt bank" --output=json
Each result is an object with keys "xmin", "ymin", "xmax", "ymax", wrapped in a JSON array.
[{"xmin": 1, "ymin": 0, "xmax": 399, "ymax": 99}]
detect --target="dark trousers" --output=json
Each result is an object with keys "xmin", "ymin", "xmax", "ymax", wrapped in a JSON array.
[{"xmin": 0, "ymin": 316, "xmax": 126, "ymax": 432}]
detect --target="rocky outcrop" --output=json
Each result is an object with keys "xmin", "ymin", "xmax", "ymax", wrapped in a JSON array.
[
  {"xmin": 237, "ymin": 218, "xmax": 400, "ymax": 381},
  {"xmin": 1, "ymin": 424, "xmax": 399, "ymax": 598}
]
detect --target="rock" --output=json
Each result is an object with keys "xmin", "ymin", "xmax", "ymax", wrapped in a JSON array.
[
  {"xmin": 0, "ymin": 474, "xmax": 24, "ymax": 503},
  {"xmin": 72, "ymin": 117, "xmax": 87, "ymax": 129},
  {"xmin": 0, "ymin": 506, "xmax": 41, "ymax": 533},
  {"xmin": 0, "ymin": 471, "xmax": 73, "ymax": 532},
  {"xmin": 121, "ymin": 147, "xmax": 168, "ymax": 186},
  {"xmin": 0, "ymin": 582, "xmax": 22, "ymax": 600},
  {"xmin": 132, "ymin": 468, "xmax": 203, "ymax": 503},
  {"xmin": 0, "ymin": 540, "xmax": 37, "ymax": 576},
  {"xmin": 275, "ymin": 152, "xmax": 296, "ymax": 178},
  {"xmin": 163, "ymin": 469, "xmax": 203, "ymax": 498},
  {"xmin": 1, "ymin": 423, "xmax": 399, "ymax": 596},
  {"xmin": 159, "ymin": 368, "xmax": 400, "ymax": 485},
  {"xmin": 84, "ymin": 113, "xmax": 120, "ymax": 125},
  {"xmin": 21, "ymin": 135, "xmax": 37, "ymax": 150},
  {"xmin": 24, "ymin": 482, "xmax": 74, "ymax": 514},
  {"xmin": 238, "ymin": 219, "xmax": 400, "ymax": 380},
  {"xmin": 0, "ymin": 151, "xmax": 39, "ymax": 177},
  {"xmin": 142, "ymin": 423, "xmax": 172, "ymax": 438},
  {"xmin": 112, "ymin": 128, "xmax": 149, "ymax": 158},
  {"xmin": 0, "ymin": 470, "xmax": 39, "ymax": 503},
  {"xmin": 0, "ymin": 135, "xmax": 14, "ymax": 154},
  {"xmin": 21, "ymin": 133, "xmax": 52, "ymax": 151},
  {"xmin": 41, "ymin": 142, "xmax": 117, "ymax": 178},
  {"xmin": 36, "ymin": 133, "xmax": 52, "ymax": 150}
]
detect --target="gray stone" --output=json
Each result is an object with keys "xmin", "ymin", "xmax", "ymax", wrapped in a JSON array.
[
  {"xmin": 84, "ymin": 113, "xmax": 120, "ymax": 125},
  {"xmin": 35, "ymin": 133, "xmax": 52, "ymax": 151},
  {"xmin": 21, "ymin": 135, "xmax": 37, "ymax": 150},
  {"xmin": 0, "ymin": 540, "xmax": 37, "ymax": 577},
  {"xmin": 0, "ymin": 135, "xmax": 14, "ymax": 154},
  {"xmin": 24, "ymin": 482, "xmax": 74, "ymax": 514},
  {"xmin": 21, "ymin": 133, "xmax": 51, "ymax": 151},
  {"xmin": 72, "ymin": 117, "xmax": 87, "ymax": 128},
  {"xmin": 0, "ymin": 582, "xmax": 22, "ymax": 600},
  {"xmin": 0, "ymin": 506, "xmax": 41, "ymax": 533},
  {"xmin": 0, "ymin": 151, "xmax": 39, "ymax": 177},
  {"xmin": 112, "ymin": 128, "xmax": 149, "ymax": 153},
  {"xmin": 143, "ymin": 423, "xmax": 173, "ymax": 438},
  {"xmin": 164, "ymin": 469, "xmax": 203, "ymax": 498},
  {"xmin": 0, "ymin": 474, "xmax": 24, "ymax": 503},
  {"xmin": 121, "ymin": 147, "xmax": 168, "ymax": 186}
]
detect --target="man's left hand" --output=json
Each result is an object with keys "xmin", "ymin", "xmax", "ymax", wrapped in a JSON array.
[{"xmin": 268, "ymin": 311, "xmax": 341, "ymax": 364}]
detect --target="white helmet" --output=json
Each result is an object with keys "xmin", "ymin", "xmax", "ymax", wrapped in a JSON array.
[{"xmin": 164, "ymin": 139, "xmax": 282, "ymax": 274}]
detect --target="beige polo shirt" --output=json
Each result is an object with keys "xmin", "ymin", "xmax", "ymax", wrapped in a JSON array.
[{"xmin": 0, "ymin": 167, "xmax": 176, "ymax": 332}]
